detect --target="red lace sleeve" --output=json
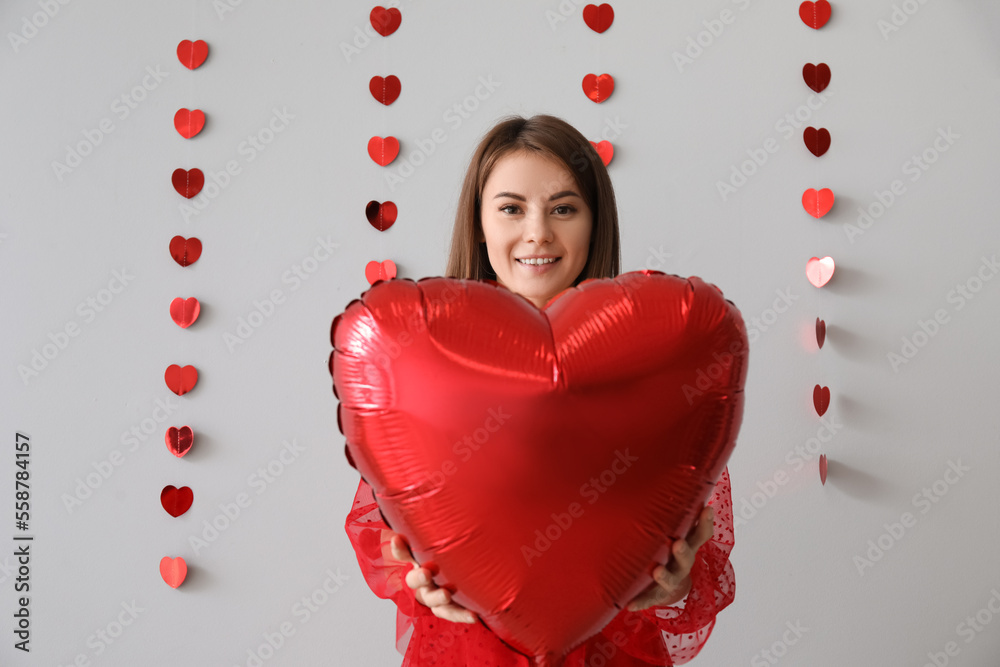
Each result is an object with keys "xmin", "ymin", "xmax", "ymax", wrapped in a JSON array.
[
  {"xmin": 591, "ymin": 466, "xmax": 735, "ymax": 666},
  {"xmin": 345, "ymin": 477, "xmax": 435, "ymax": 657}
]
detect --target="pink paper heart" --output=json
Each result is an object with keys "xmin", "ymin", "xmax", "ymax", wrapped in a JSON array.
[{"xmin": 806, "ymin": 256, "xmax": 835, "ymax": 288}]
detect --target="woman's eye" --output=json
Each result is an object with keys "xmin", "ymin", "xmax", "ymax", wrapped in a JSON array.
[
  {"xmin": 499, "ymin": 204, "xmax": 520, "ymax": 214},
  {"xmin": 553, "ymin": 205, "xmax": 575, "ymax": 215}
]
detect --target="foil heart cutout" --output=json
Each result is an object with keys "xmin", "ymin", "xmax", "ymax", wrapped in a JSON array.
[{"xmin": 165, "ymin": 426, "xmax": 194, "ymax": 458}]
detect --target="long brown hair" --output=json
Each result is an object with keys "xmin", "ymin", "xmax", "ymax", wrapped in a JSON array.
[{"xmin": 445, "ymin": 114, "xmax": 621, "ymax": 283}]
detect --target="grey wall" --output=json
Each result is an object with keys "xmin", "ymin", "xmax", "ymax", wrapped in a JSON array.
[{"xmin": 2, "ymin": 0, "xmax": 999, "ymax": 665}]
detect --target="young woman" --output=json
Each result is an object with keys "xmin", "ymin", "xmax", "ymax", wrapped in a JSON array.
[{"xmin": 345, "ymin": 114, "xmax": 735, "ymax": 666}]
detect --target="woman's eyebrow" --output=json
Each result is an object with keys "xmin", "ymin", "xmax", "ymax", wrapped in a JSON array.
[{"xmin": 492, "ymin": 190, "xmax": 581, "ymax": 201}]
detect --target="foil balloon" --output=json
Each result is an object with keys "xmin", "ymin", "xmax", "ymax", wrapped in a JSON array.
[{"xmin": 329, "ymin": 270, "xmax": 748, "ymax": 667}]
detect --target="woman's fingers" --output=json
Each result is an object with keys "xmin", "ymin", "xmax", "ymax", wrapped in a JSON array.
[
  {"xmin": 389, "ymin": 534, "xmax": 417, "ymax": 565},
  {"xmin": 689, "ymin": 505, "xmax": 715, "ymax": 550},
  {"xmin": 430, "ymin": 602, "xmax": 478, "ymax": 624},
  {"xmin": 405, "ymin": 565, "xmax": 434, "ymax": 590}
]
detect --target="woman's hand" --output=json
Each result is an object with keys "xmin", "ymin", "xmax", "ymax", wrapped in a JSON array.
[
  {"xmin": 626, "ymin": 505, "xmax": 715, "ymax": 612},
  {"xmin": 389, "ymin": 532, "xmax": 478, "ymax": 624}
]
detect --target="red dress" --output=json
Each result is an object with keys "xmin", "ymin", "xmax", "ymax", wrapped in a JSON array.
[{"xmin": 345, "ymin": 467, "xmax": 735, "ymax": 666}]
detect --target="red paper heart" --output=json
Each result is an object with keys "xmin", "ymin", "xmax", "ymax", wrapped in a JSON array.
[
  {"xmin": 813, "ymin": 385, "xmax": 831, "ymax": 416},
  {"xmin": 160, "ymin": 485, "xmax": 193, "ymax": 517},
  {"xmin": 172, "ymin": 168, "xmax": 204, "ymax": 199},
  {"xmin": 369, "ymin": 75, "xmax": 401, "ymax": 105},
  {"xmin": 582, "ymin": 4, "xmax": 614, "ymax": 33},
  {"xmin": 364, "ymin": 260, "xmax": 397, "ymax": 285},
  {"xmin": 803, "ymin": 127, "xmax": 830, "ymax": 157},
  {"xmin": 160, "ymin": 556, "xmax": 187, "ymax": 588},
  {"xmin": 169, "ymin": 236, "xmax": 202, "ymax": 267},
  {"xmin": 165, "ymin": 426, "xmax": 194, "ymax": 458},
  {"xmin": 176, "ymin": 39, "xmax": 208, "ymax": 70},
  {"xmin": 819, "ymin": 454, "xmax": 828, "ymax": 485},
  {"xmin": 367, "ymin": 136, "xmax": 399, "ymax": 166},
  {"xmin": 370, "ymin": 6, "xmax": 401, "ymax": 36},
  {"xmin": 803, "ymin": 63, "xmax": 831, "ymax": 93},
  {"xmin": 806, "ymin": 256, "xmax": 835, "ymax": 288},
  {"xmin": 170, "ymin": 297, "xmax": 201, "ymax": 328},
  {"xmin": 590, "ymin": 140, "xmax": 613, "ymax": 166},
  {"xmin": 366, "ymin": 201, "xmax": 397, "ymax": 231},
  {"xmin": 582, "ymin": 73, "xmax": 614, "ymax": 103},
  {"xmin": 174, "ymin": 108, "xmax": 205, "ymax": 138},
  {"xmin": 799, "ymin": 1, "xmax": 831, "ymax": 29},
  {"xmin": 331, "ymin": 272, "xmax": 748, "ymax": 663},
  {"xmin": 802, "ymin": 188, "xmax": 834, "ymax": 218},
  {"xmin": 164, "ymin": 364, "xmax": 198, "ymax": 396},
  {"xmin": 816, "ymin": 317, "xmax": 826, "ymax": 349}
]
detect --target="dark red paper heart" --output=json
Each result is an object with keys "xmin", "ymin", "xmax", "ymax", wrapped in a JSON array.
[
  {"xmin": 813, "ymin": 384, "xmax": 830, "ymax": 416},
  {"xmin": 799, "ymin": 1, "xmax": 831, "ymax": 29},
  {"xmin": 176, "ymin": 39, "xmax": 208, "ymax": 70},
  {"xmin": 803, "ymin": 63, "xmax": 831, "ymax": 93},
  {"xmin": 331, "ymin": 272, "xmax": 748, "ymax": 663},
  {"xmin": 369, "ymin": 75, "xmax": 401, "ymax": 105},
  {"xmin": 165, "ymin": 364, "xmax": 198, "ymax": 396},
  {"xmin": 366, "ymin": 201, "xmax": 397, "ymax": 231},
  {"xmin": 582, "ymin": 73, "xmax": 614, "ymax": 103},
  {"xmin": 169, "ymin": 236, "xmax": 202, "ymax": 267},
  {"xmin": 803, "ymin": 127, "xmax": 831, "ymax": 157},
  {"xmin": 161, "ymin": 485, "xmax": 193, "ymax": 517},
  {"xmin": 816, "ymin": 317, "xmax": 826, "ymax": 349},
  {"xmin": 590, "ymin": 140, "xmax": 613, "ymax": 166},
  {"xmin": 367, "ymin": 136, "xmax": 399, "ymax": 166},
  {"xmin": 582, "ymin": 4, "xmax": 614, "ymax": 33},
  {"xmin": 172, "ymin": 168, "xmax": 204, "ymax": 199},
  {"xmin": 174, "ymin": 108, "xmax": 205, "ymax": 138},
  {"xmin": 819, "ymin": 454, "xmax": 828, "ymax": 485},
  {"xmin": 370, "ymin": 6, "xmax": 401, "ymax": 36},
  {"xmin": 165, "ymin": 426, "xmax": 194, "ymax": 457}
]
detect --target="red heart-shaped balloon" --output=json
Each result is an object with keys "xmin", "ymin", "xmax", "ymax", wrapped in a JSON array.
[
  {"xmin": 582, "ymin": 73, "xmax": 614, "ymax": 103},
  {"xmin": 590, "ymin": 140, "xmax": 613, "ymax": 166},
  {"xmin": 160, "ymin": 485, "xmax": 193, "ymax": 517},
  {"xmin": 367, "ymin": 136, "xmax": 399, "ymax": 166},
  {"xmin": 174, "ymin": 108, "xmax": 205, "ymax": 138},
  {"xmin": 364, "ymin": 259, "xmax": 397, "ymax": 285},
  {"xmin": 165, "ymin": 426, "xmax": 194, "ymax": 457},
  {"xmin": 366, "ymin": 200, "xmax": 397, "ymax": 231},
  {"xmin": 816, "ymin": 317, "xmax": 826, "ymax": 349},
  {"xmin": 169, "ymin": 235, "xmax": 202, "ymax": 267},
  {"xmin": 813, "ymin": 384, "xmax": 831, "ymax": 416},
  {"xmin": 330, "ymin": 272, "xmax": 747, "ymax": 664},
  {"xmin": 172, "ymin": 168, "xmax": 204, "ymax": 199},
  {"xmin": 160, "ymin": 556, "xmax": 187, "ymax": 588},
  {"xmin": 170, "ymin": 297, "xmax": 201, "ymax": 328},
  {"xmin": 369, "ymin": 75, "xmax": 401, "ymax": 105},
  {"xmin": 176, "ymin": 39, "xmax": 208, "ymax": 70},
  {"xmin": 802, "ymin": 187, "xmax": 834, "ymax": 218},
  {"xmin": 164, "ymin": 364, "xmax": 198, "ymax": 396},
  {"xmin": 370, "ymin": 6, "xmax": 401, "ymax": 36},
  {"xmin": 582, "ymin": 4, "xmax": 614, "ymax": 33},
  {"xmin": 803, "ymin": 127, "xmax": 831, "ymax": 157},
  {"xmin": 803, "ymin": 63, "xmax": 831, "ymax": 92},
  {"xmin": 799, "ymin": 0, "xmax": 831, "ymax": 29}
]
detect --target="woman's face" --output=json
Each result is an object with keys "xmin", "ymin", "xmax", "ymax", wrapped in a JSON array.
[{"xmin": 479, "ymin": 150, "xmax": 593, "ymax": 309}]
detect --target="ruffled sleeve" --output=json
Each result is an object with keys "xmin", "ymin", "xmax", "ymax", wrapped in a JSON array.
[{"xmin": 345, "ymin": 477, "xmax": 433, "ymax": 657}]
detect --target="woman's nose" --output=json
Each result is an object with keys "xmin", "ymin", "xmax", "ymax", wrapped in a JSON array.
[{"xmin": 522, "ymin": 210, "xmax": 554, "ymax": 243}]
